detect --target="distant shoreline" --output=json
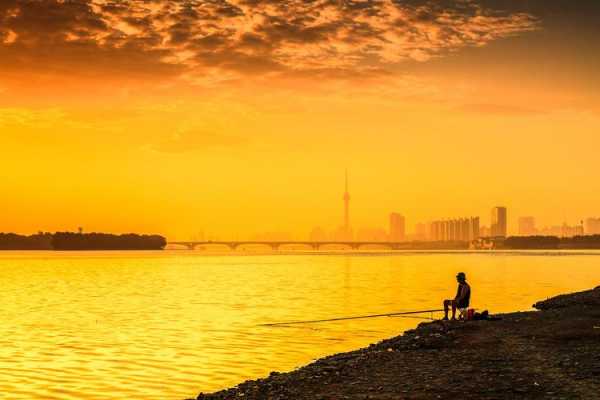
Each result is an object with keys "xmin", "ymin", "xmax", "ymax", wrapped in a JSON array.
[
  {"xmin": 2, "ymin": 249, "xmax": 600, "ymax": 257},
  {"xmin": 3, "ymin": 232, "xmax": 600, "ymax": 252}
]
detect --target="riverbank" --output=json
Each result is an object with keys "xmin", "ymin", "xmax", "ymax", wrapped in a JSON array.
[{"xmin": 191, "ymin": 286, "xmax": 600, "ymax": 399}]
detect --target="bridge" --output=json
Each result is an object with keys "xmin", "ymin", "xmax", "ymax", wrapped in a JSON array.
[{"xmin": 167, "ymin": 241, "xmax": 414, "ymax": 251}]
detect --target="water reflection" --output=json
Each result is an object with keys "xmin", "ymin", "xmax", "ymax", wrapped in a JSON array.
[{"xmin": 0, "ymin": 250, "xmax": 599, "ymax": 399}]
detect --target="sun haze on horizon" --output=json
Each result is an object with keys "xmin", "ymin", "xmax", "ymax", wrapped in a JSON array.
[{"xmin": 1, "ymin": 0, "xmax": 599, "ymax": 240}]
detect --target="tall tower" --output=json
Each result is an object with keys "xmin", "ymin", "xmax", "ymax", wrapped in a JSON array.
[
  {"xmin": 491, "ymin": 207, "xmax": 508, "ymax": 237},
  {"xmin": 344, "ymin": 170, "xmax": 350, "ymax": 234},
  {"xmin": 389, "ymin": 213, "xmax": 405, "ymax": 242}
]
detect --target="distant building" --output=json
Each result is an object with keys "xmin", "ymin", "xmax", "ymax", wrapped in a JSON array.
[
  {"xmin": 491, "ymin": 207, "xmax": 508, "ymax": 237},
  {"xmin": 430, "ymin": 221, "xmax": 440, "ymax": 241},
  {"xmin": 539, "ymin": 225, "xmax": 563, "ymax": 237},
  {"xmin": 430, "ymin": 217, "xmax": 479, "ymax": 242},
  {"xmin": 518, "ymin": 217, "xmax": 536, "ymax": 236},
  {"xmin": 561, "ymin": 223, "xmax": 584, "ymax": 238},
  {"xmin": 538, "ymin": 223, "xmax": 584, "ymax": 238},
  {"xmin": 415, "ymin": 223, "xmax": 428, "ymax": 241},
  {"xmin": 480, "ymin": 226, "xmax": 491, "ymax": 238},
  {"xmin": 389, "ymin": 213, "xmax": 406, "ymax": 242},
  {"xmin": 470, "ymin": 217, "xmax": 480, "ymax": 240},
  {"xmin": 585, "ymin": 218, "xmax": 600, "ymax": 235}
]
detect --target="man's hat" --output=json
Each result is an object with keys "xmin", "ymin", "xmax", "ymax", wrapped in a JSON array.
[{"xmin": 456, "ymin": 272, "xmax": 466, "ymax": 280}]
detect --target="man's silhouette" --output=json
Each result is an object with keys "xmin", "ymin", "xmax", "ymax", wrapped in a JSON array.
[{"xmin": 443, "ymin": 272, "xmax": 471, "ymax": 320}]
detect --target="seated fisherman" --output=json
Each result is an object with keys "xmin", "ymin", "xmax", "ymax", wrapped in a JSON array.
[{"xmin": 443, "ymin": 272, "xmax": 471, "ymax": 321}]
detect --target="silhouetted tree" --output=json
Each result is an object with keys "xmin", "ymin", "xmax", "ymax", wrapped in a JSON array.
[
  {"xmin": 560, "ymin": 235, "xmax": 600, "ymax": 249},
  {"xmin": 504, "ymin": 236, "xmax": 560, "ymax": 249},
  {"xmin": 51, "ymin": 232, "xmax": 166, "ymax": 250},
  {"xmin": 0, "ymin": 233, "xmax": 53, "ymax": 250},
  {"xmin": 0, "ymin": 232, "xmax": 167, "ymax": 250}
]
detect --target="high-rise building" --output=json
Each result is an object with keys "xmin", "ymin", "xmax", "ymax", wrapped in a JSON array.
[
  {"xmin": 448, "ymin": 220, "xmax": 456, "ymax": 241},
  {"xmin": 389, "ymin": 213, "xmax": 406, "ymax": 242},
  {"xmin": 429, "ymin": 217, "xmax": 480, "ymax": 242},
  {"xmin": 439, "ymin": 221, "xmax": 447, "ymax": 241},
  {"xmin": 471, "ymin": 217, "xmax": 480, "ymax": 240},
  {"xmin": 585, "ymin": 218, "xmax": 600, "ymax": 235},
  {"xmin": 480, "ymin": 226, "xmax": 491, "ymax": 237},
  {"xmin": 518, "ymin": 216, "xmax": 536, "ymax": 236},
  {"xmin": 538, "ymin": 225, "xmax": 563, "ymax": 237},
  {"xmin": 430, "ymin": 221, "xmax": 440, "ymax": 241},
  {"xmin": 491, "ymin": 207, "xmax": 508, "ymax": 237}
]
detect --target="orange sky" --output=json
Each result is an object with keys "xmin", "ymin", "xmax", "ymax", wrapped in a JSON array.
[{"xmin": 1, "ymin": 0, "xmax": 599, "ymax": 240}]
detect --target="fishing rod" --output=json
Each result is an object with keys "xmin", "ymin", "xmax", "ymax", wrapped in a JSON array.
[
  {"xmin": 391, "ymin": 315, "xmax": 436, "ymax": 321},
  {"xmin": 259, "ymin": 309, "xmax": 444, "ymax": 327}
]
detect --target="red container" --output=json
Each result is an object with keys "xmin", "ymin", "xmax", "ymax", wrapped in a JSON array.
[{"xmin": 467, "ymin": 309, "xmax": 475, "ymax": 320}]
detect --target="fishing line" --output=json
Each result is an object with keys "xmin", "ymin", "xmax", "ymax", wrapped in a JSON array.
[{"xmin": 259, "ymin": 309, "xmax": 443, "ymax": 327}]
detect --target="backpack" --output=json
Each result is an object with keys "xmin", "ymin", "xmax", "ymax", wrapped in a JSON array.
[{"xmin": 472, "ymin": 310, "xmax": 489, "ymax": 320}]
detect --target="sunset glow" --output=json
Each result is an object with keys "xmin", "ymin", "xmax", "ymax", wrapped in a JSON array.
[{"xmin": 2, "ymin": 0, "xmax": 599, "ymax": 239}]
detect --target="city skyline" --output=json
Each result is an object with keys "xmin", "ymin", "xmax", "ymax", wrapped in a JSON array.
[
  {"xmin": 3, "ymin": 169, "xmax": 597, "ymax": 240},
  {"xmin": 234, "ymin": 185, "xmax": 596, "ymax": 241},
  {"xmin": 4, "ymin": 180, "xmax": 598, "ymax": 241},
  {"xmin": 8, "ymin": 168, "xmax": 594, "ymax": 242},
  {"xmin": 216, "ymin": 197, "xmax": 595, "ymax": 242}
]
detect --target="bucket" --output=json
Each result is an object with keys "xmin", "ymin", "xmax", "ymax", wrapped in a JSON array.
[{"xmin": 467, "ymin": 309, "xmax": 475, "ymax": 320}]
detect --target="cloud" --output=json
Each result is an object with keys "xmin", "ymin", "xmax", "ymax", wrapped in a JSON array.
[{"xmin": 0, "ymin": 0, "xmax": 539, "ymax": 86}]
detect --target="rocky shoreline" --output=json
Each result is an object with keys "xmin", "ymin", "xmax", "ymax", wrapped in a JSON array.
[{"xmin": 190, "ymin": 286, "xmax": 600, "ymax": 399}]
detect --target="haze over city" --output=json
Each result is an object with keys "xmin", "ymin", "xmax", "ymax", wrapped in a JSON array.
[{"xmin": 2, "ymin": 0, "xmax": 600, "ymax": 241}]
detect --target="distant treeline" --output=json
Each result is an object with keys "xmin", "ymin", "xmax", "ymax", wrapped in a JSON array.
[
  {"xmin": 0, "ymin": 233, "xmax": 53, "ymax": 250},
  {"xmin": 0, "ymin": 232, "xmax": 166, "ymax": 250},
  {"xmin": 504, "ymin": 235, "xmax": 600, "ymax": 249}
]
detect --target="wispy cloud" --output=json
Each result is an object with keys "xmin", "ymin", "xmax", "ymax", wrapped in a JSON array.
[{"xmin": 0, "ymin": 0, "xmax": 539, "ymax": 86}]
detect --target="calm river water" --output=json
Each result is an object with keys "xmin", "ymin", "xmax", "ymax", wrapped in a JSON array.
[{"xmin": 1, "ymin": 250, "xmax": 599, "ymax": 399}]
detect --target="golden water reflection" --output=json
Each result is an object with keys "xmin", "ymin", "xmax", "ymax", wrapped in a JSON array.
[{"xmin": 1, "ymin": 251, "xmax": 599, "ymax": 399}]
